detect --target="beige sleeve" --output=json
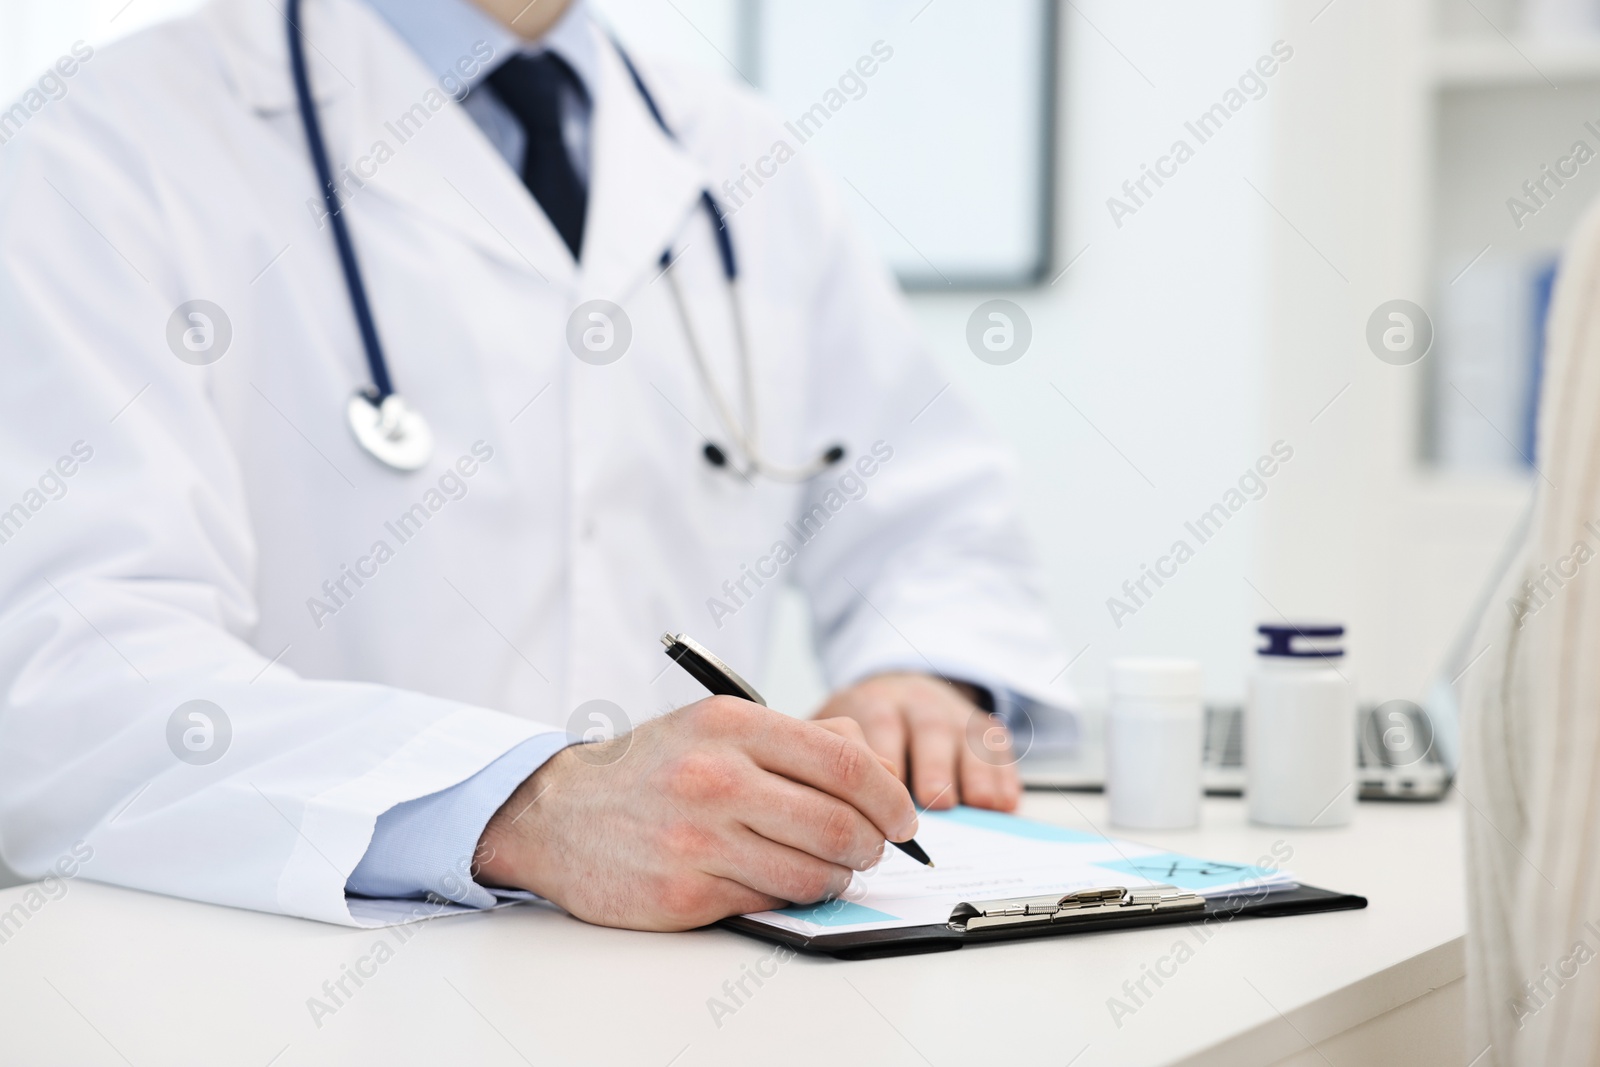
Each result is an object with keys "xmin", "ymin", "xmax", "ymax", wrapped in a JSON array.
[{"xmin": 1465, "ymin": 191, "xmax": 1600, "ymax": 1064}]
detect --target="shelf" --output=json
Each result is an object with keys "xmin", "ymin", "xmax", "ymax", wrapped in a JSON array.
[{"xmin": 1431, "ymin": 37, "xmax": 1600, "ymax": 87}]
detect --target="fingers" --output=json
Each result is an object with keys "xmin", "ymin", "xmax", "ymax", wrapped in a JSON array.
[
  {"xmin": 812, "ymin": 717, "xmax": 899, "ymax": 778},
  {"xmin": 815, "ymin": 690, "xmax": 908, "ymax": 782},
  {"xmin": 718, "ymin": 702, "xmax": 919, "ymax": 843},
  {"xmin": 852, "ymin": 698, "xmax": 909, "ymax": 783},
  {"xmin": 646, "ymin": 874, "xmax": 788, "ymax": 933},
  {"xmin": 739, "ymin": 773, "xmax": 887, "ymax": 871},
  {"xmin": 811, "ymin": 677, "xmax": 1022, "ymax": 811},
  {"xmin": 959, "ymin": 714, "xmax": 1023, "ymax": 811},
  {"xmin": 703, "ymin": 826, "xmax": 857, "ymax": 906},
  {"xmin": 707, "ymin": 880, "xmax": 789, "ymax": 921},
  {"xmin": 810, "ymin": 715, "xmax": 866, "ymax": 746},
  {"xmin": 906, "ymin": 706, "xmax": 961, "ymax": 809}
]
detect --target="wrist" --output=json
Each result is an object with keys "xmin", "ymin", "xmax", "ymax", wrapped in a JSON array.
[{"xmin": 474, "ymin": 745, "xmax": 572, "ymax": 894}]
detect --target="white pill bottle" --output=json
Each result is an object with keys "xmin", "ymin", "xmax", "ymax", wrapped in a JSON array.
[
  {"xmin": 1246, "ymin": 623, "xmax": 1356, "ymax": 828},
  {"xmin": 1107, "ymin": 658, "xmax": 1204, "ymax": 830}
]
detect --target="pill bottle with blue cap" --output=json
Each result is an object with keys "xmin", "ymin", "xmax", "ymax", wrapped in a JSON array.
[{"xmin": 1246, "ymin": 623, "xmax": 1357, "ymax": 828}]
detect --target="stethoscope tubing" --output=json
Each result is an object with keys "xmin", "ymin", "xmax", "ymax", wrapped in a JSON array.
[{"xmin": 287, "ymin": 0, "xmax": 395, "ymax": 402}]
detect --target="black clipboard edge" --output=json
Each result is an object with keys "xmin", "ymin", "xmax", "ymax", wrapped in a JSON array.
[{"xmin": 718, "ymin": 883, "xmax": 1368, "ymax": 961}]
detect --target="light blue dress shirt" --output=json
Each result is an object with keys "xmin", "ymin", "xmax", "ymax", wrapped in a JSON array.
[
  {"xmin": 346, "ymin": 0, "xmax": 600, "ymax": 908},
  {"xmin": 367, "ymin": 0, "xmax": 599, "ymax": 181},
  {"xmin": 348, "ymin": 732, "xmax": 575, "ymax": 906}
]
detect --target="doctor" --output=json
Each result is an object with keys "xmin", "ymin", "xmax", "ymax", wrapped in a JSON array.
[{"xmin": 0, "ymin": 0, "xmax": 1068, "ymax": 929}]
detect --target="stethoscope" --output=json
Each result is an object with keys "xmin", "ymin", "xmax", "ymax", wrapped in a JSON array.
[{"xmin": 286, "ymin": 0, "xmax": 844, "ymax": 480}]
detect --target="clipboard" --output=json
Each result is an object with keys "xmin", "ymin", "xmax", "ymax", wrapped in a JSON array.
[{"xmin": 722, "ymin": 880, "xmax": 1367, "ymax": 960}]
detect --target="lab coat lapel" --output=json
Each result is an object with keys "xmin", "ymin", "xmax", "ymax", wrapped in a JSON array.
[
  {"xmin": 205, "ymin": 0, "xmax": 345, "ymax": 112},
  {"xmin": 341, "ymin": 20, "xmax": 576, "ymax": 286},
  {"xmin": 208, "ymin": 0, "xmax": 575, "ymax": 288},
  {"xmin": 578, "ymin": 41, "xmax": 710, "ymax": 301}
]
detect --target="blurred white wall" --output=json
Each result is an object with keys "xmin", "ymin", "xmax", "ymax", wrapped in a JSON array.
[
  {"xmin": 906, "ymin": 1, "xmax": 1274, "ymax": 707},
  {"xmin": 0, "ymin": 0, "xmax": 202, "ymax": 100}
]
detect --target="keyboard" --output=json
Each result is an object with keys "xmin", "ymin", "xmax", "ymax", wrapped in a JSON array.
[{"xmin": 1019, "ymin": 702, "xmax": 1453, "ymax": 801}]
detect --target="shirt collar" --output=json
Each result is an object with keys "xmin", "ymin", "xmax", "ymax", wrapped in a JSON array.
[{"xmin": 364, "ymin": 0, "xmax": 599, "ymax": 98}]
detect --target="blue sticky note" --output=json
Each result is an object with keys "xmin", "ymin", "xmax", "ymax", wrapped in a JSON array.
[
  {"xmin": 1094, "ymin": 853, "xmax": 1280, "ymax": 891},
  {"xmin": 775, "ymin": 900, "xmax": 900, "ymax": 927},
  {"xmin": 923, "ymin": 806, "xmax": 1102, "ymax": 844}
]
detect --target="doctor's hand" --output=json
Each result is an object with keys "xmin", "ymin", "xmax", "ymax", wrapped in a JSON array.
[
  {"xmin": 473, "ymin": 698, "xmax": 918, "ymax": 931},
  {"xmin": 812, "ymin": 673, "xmax": 1022, "ymax": 813}
]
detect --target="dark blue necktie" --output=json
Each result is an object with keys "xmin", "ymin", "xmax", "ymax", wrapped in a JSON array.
[{"xmin": 485, "ymin": 53, "xmax": 588, "ymax": 260}]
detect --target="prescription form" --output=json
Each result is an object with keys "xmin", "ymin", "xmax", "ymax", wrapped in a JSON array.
[{"xmin": 745, "ymin": 807, "xmax": 1294, "ymax": 937}]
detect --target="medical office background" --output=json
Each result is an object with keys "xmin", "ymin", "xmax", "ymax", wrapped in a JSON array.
[{"xmin": 1, "ymin": 0, "xmax": 1575, "ymax": 731}]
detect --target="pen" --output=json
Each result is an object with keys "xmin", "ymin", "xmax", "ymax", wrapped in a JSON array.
[{"xmin": 660, "ymin": 631, "xmax": 935, "ymax": 868}]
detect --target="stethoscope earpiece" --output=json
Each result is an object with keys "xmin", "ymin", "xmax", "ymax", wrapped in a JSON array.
[{"xmin": 699, "ymin": 438, "xmax": 845, "ymax": 481}]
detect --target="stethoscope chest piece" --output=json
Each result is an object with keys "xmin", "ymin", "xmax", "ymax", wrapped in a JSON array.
[{"xmin": 347, "ymin": 392, "xmax": 434, "ymax": 471}]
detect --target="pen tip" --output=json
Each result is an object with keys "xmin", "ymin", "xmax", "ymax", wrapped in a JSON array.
[{"xmin": 925, "ymin": 861, "xmax": 935, "ymax": 868}]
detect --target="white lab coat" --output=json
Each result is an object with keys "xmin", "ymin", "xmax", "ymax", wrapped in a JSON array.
[{"xmin": 0, "ymin": 0, "xmax": 1067, "ymax": 925}]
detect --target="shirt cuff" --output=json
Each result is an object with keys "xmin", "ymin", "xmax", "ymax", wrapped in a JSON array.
[
  {"xmin": 346, "ymin": 732, "xmax": 574, "ymax": 909},
  {"xmin": 937, "ymin": 676, "xmax": 1078, "ymax": 758}
]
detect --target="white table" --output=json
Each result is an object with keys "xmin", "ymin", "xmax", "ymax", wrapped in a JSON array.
[{"xmin": 0, "ymin": 792, "xmax": 1465, "ymax": 1067}]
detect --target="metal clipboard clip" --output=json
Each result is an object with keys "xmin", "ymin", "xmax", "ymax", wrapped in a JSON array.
[{"xmin": 948, "ymin": 885, "xmax": 1206, "ymax": 932}]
